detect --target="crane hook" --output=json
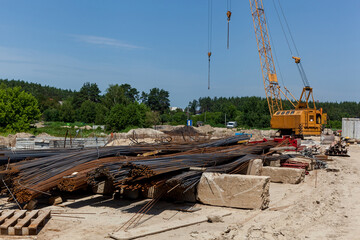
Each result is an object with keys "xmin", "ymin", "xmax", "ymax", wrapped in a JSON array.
[{"xmin": 227, "ymin": 11, "xmax": 232, "ymax": 21}]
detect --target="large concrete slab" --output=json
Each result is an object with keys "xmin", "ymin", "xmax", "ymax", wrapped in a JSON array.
[
  {"xmin": 261, "ymin": 166, "xmax": 305, "ymax": 184},
  {"xmin": 196, "ymin": 173, "xmax": 270, "ymax": 210}
]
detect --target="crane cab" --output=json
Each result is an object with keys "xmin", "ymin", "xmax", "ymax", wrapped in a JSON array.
[{"xmin": 271, "ymin": 109, "xmax": 327, "ymax": 136}]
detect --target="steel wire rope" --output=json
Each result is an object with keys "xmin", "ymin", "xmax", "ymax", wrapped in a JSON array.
[
  {"xmin": 207, "ymin": 0, "xmax": 213, "ymax": 89},
  {"xmin": 271, "ymin": 0, "xmax": 310, "ymax": 87}
]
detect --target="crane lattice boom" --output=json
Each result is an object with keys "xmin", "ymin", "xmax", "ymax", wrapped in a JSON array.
[{"xmin": 249, "ymin": 0, "xmax": 282, "ymax": 116}]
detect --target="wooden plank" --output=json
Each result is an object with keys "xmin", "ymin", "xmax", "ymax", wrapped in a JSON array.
[
  {"xmin": 0, "ymin": 211, "xmax": 15, "ymax": 225},
  {"xmin": 12, "ymin": 210, "xmax": 39, "ymax": 235},
  {"xmin": 1, "ymin": 210, "xmax": 27, "ymax": 229},
  {"xmin": 14, "ymin": 210, "xmax": 39, "ymax": 230},
  {"xmin": 26, "ymin": 210, "xmax": 51, "ymax": 235}
]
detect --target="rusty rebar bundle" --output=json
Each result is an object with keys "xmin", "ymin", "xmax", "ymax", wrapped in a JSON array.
[{"xmin": 3, "ymin": 135, "xmax": 252, "ymax": 203}]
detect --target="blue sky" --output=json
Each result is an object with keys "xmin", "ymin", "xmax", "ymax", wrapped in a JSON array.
[{"xmin": 0, "ymin": 0, "xmax": 358, "ymax": 108}]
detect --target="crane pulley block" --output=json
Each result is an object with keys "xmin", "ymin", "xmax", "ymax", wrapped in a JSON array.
[{"xmin": 292, "ymin": 56, "xmax": 301, "ymax": 64}]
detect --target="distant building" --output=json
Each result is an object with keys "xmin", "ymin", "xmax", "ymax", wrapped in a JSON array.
[{"xmin": 170, "ymin": 107, "xmax": 183, "ymax": 111}]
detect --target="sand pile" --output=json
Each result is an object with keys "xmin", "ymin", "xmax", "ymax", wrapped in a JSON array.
[
  {"xmin": 163, "ymin": 126, "xmax": 203, "ymax": 136},
  {"xmin": 36, "ymin": 132, "xmax": 53, "ymax": 138},
  {"xmin": 126, "ymin": 128, "xmax": 165, "ymax": 138},
  {"xmin": 196, "ymin": 125, "xmax": 215, "ymax": 135},
  {"xmin": 0, "ymin": 136, "xmax": 9, "ymax": 148},
  {"xmin": 211, "ymin": 128, "xmax": 236, "ymax": 138}
]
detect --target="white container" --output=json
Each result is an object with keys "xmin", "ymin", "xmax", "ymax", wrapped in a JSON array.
[{"xmin": 342, "ymin": 118, "xmax": 360, "ymax": 140}]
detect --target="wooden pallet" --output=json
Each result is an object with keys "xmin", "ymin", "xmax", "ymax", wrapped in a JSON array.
[{"xmin": 0, "ymin": 210, "xmax": 51, "ymax": 235}]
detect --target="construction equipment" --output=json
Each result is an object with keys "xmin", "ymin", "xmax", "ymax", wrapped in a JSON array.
[{"xmin": 249, "ymin": 0, "xmax": 327, "ymax": 136}]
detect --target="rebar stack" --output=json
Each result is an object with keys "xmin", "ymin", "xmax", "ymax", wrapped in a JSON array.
[{"xmin": 0, "ymin": 135, "xmax": 287, "ymax": 204}]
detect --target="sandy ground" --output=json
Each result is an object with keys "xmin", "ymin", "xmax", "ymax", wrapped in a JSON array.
[{"xmin": 0, "ymin": 145, "xmax": 359, "ymax": 240}]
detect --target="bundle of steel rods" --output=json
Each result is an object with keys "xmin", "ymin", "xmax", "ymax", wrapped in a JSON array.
[
  {"xmin": 3, "ymin": 135, "xmax": 253, "ymax": 203},
  {"xmin": 86, "ymin": 141, "xmax": 277, "ymax": 192},
  {"xmin": 0, "ymin": 148, "xmax": 84, "ymax": 163}
]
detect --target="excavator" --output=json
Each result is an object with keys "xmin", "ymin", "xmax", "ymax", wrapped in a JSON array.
[{"xmin": 248, "ymin": 0, "xmax": 327, "ymax": 136}]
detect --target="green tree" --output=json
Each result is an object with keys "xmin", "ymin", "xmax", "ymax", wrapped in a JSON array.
[
  {"xmin": 106, "ymin": 103, "xmax": 149, "ymax": 131},
  {"xmin": 43, "ymin": 108, "xmax": 61, "ymax": 121},
  {"xmin": 187, "ymin": 100, "xmax": 198, "ymax": 115},
  {"xmin": 170, "ymin": 111, "xmax": 188, "ymax": 125},
  {"xmin": 0, "ymin": 79, "xmax": 74, "ymax": 112},
  {"xmin": 120, "ymin": 84, "xmax": 139, "ymax": 103},
  {"xmin": 60, "ymin": 100, "xmax": 76, "ymax": 122},
  {"xmin": 145, "ymin": 111, "xmax": 160, "ymax": 127},
  {"xmin": 103, "ymin": 84, "xmax": 128, "ymax": 109},
  {"xmin": 94, "ymin": 104, "xmax": 108, "ymax": 125},
  {"xmin": 141, "ymin": 88, "xmax": 170, "ymax": 114},
  {"xmin": 0, "ymin": 86, "xmax": 41, "ymax": 131},
  {"xmin": 103, "ymin": 84, "xmax": 139, "ymax": 109},
  {"xmin": 73, "ymin": 82, "xmax": 101, "ymax": 108},
  {"xmin": 78, "ymin": 100, "xmax": 98, "ymax": 123}
]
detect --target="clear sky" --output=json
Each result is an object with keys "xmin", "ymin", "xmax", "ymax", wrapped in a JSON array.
[{"xmin": 0, "ymin": 0, "xmax": 358, "ymax": 108}]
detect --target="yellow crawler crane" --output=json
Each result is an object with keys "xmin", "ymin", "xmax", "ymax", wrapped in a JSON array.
[{"xmin": 249, "ymin": 0, "xmax": 327, "ymax": 136}]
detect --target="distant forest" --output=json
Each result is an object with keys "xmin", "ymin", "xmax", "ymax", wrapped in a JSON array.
[{"xmin": 1, "ymin": 79, "xmax": 359, "ymax": 130}]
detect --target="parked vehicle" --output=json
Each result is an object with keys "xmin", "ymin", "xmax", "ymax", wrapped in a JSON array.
[{"xmin": 226, "ymin": 121, "xmax": 237, "ymax": 128}]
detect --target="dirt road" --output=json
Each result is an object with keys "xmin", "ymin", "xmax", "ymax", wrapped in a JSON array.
[
  {"xmin": 4, "ymin": 146, "xmax": 359, "ymax": 240},
  {"xmin": 139, "ymin": 145, "xmax": 360, "ymax": 240}
]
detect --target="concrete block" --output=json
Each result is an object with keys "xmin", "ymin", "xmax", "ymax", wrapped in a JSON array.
[
  {"xmin": 261, "ymin": 166, "xmax": 305, "ymax": 184},
  {"xmin": 49, "ymin": 196, "xmax": 63, "ymax": 205},
  {"xmin": 269, "ymin": 160, "xmax": 281, "ymax": 167},
  {"xmin": 92, "ymin": 180, "xmax": 115, "ymax": 195},
  {"xmin": 247, "ymin": 159, "xmax": 263, "ymax": 175},
  {"xmin": 196, "ymin": 173, "xmax": 270, "ymax": 210},
  {"xmin": 24, "ymin": 199, "xmax": 37, "ymax": 210}
]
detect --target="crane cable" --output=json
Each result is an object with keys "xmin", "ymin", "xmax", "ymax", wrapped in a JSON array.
[
  {"xmin": 207, "ymin": 0, "xmax": 213, "ymax": 90},
  {"xmin": 226, "ymin": 0, "xmax": 232, "ymax": 49},
  {"xmin": 267, "ymin": 21, "xmax": 286, "ymax": 89},
  {"xmin": 272, "ymin": 0, "xmax": 310, "ymax": 87}
]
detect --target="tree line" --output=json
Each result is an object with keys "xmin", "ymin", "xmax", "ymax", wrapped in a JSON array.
[
  {"xmin": 0, "ymin": 79, "xmax": 359, "ymax": 132},
  {"xmin": 0, "ymin": 79, "xmax": 172, "ymax": 132},
  {"xmin": 186, "ymin": 97, "xmax": 360, "ymax": 129},
  {"xmin": 42, "ymin": 82, "xmax": 172, "ymax": 131}
]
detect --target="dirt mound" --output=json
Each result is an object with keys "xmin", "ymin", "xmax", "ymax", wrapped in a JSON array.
[
  {"xmin": 36, "ymin": 132, "xmax": 54, "ymax": 138},
  {"xmin": 15, "ymin": 132, "xmax": 34, "ymax": 138},
  {"xmin": 154, "ymin": 125, "xmax": 176, "ymax": 132},
  {"xmin": 0, "ymin": 136, "xmax": 9, "ymax": 148},
  {"xmin": 196, "ymin": 125, "xmax": 215, "ymax": 135},
  {"xmin": 163, "ymin": 125, "xmax": 203, "ymax": 136},
  {"xmin": 126, "ymin": 128, "xmax": 165, "ymax": 138},
  {"xmin": 260, "ymin": 129, "xmax": 279, "ymax": 137},
  {"xmin": 211, "ymin": 127, "xmax": 236, "ymax": 138}
]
